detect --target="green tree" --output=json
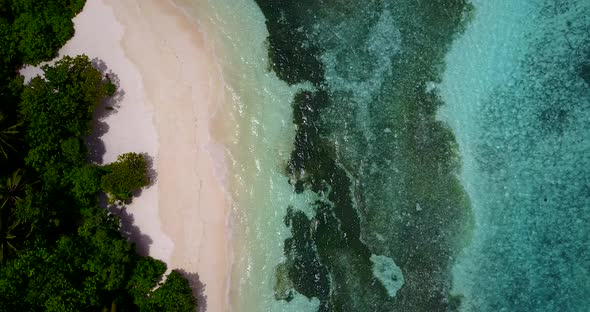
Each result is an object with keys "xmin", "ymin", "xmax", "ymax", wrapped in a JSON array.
[
  {"xmin": 0, "ymin": 17, "xmax": 18, "ymax": 83},
  {"xmin": 0, "ymin": 242, "xmax": 90, "ymax": 311},
  {"xmin": 13, "ymin": 12, "xmax": 73, "ymax": 64},
  {"xmin": 20, "ymin": 55, "xmax": 111, "ymax": 174},
  {"xmin": 140, "ymin": 270, "xmax": 197, "ymax": 312},
  {"xmin": 101, "ymin": 153, "xmax": 149, "ymax": 204},
  {"xmin": 127, "ymin": 257, "xmax": 167, "ymax": 302},
  {"xmin": 69, "ymin": 164, "xmax": 103, "ymax": 206},
  {"xmin": 0, "ymin": 207, "xmax": 137, "ymax": 311},
  {"xmin": 9, "ymin": 0, "xmax": 85, "ymax": 65}
]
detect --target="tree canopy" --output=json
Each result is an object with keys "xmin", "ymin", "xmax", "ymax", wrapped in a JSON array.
[
  {"xmin": 4, "ymin": 0, "xmax": 85, "ymax": 65},
  {"xmin": 141, "ymin": 270, "xmax": 197, "ymax": 312},
  {"xmin": 20, "ymin": 55, "xmax": 111, "ymax": 174},
  {"xmin": 101, "ymin": 153, "xmax": 149, "ymax": 204}
]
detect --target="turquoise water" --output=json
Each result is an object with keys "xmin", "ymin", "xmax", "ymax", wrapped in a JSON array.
[
  {"xmin": 440, "ymin": 0, "xmax": 590, "ymax": 311},
  {"xmin": 177, "ymin": 0, "xmax": 589, "ymax": 310}
]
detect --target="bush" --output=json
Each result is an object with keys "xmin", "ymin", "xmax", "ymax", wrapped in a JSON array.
[
  {"xmin": 140, "ymin": 270, "xmax": 197, "ymax": 312},
  {"xmin": 101, "ymin": 153, "xmax": 149, "ymax": 204}
]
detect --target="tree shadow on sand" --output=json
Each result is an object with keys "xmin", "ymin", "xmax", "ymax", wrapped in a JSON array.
[
  {"xmin": 86, "ymin": 57, "xmax": 155, "ymax": 257},
  {"xmin": 99, "ymin": 151, "xmax": 158, "ymax": 256},
  {"xmin": 102, "ymin": 194, "xmax": 153, "ymax": 257},
  {"xmin": 86, "ymin": 57, "xmax": 126, "ymax": 164},
  {"xmin": 176, "ymin": 269, "xmax": 208, "ymax": 312}
]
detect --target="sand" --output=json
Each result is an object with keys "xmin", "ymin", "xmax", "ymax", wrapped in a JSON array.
[{"xmin": 21, "ymin": 0, "xmax": 232, "ymax": 310}]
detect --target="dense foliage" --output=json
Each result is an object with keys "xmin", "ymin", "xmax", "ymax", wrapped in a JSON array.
[
  {"xmin": 0, "ymin": 0, "xmax": 85, "ymax": 66},
  {"xmin": 101, "ymin": 152, "xmax": 149, "ymax": 204},
  {"xmin": 138, "ymin": 271, "xmax": 198, "ymax": 312},
  {"xmin": 0, "ymin": 1, "xmax": 197, "ymax": 311},
  {"xmin": 20, "ymin": 55, "xmax": 110, "ymax": 181}
]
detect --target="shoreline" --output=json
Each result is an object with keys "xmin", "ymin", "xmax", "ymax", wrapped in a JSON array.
[
  {"xmin": 104, "ymin": 0, "xmax": 232, "ymax": 310},
  {"xmin": 23, "ymin": 0, "xmax": 233, "ymax": 310}
]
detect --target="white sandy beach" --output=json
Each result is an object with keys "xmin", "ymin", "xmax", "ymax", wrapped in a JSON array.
[{"xmin": 21, "ymin": 0, "xmax": 232, "ymax": 310}]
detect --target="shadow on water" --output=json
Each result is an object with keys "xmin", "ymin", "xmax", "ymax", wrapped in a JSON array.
[
  {"xmin": 177, "ymin": 269, "xmax": 208, "ymax": 312},
  {"xmin": 86, "ymin": 58, "xmax": 126, "ymax": 164}
]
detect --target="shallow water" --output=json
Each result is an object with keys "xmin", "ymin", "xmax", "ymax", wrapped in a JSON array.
[
  {"xmin": 174, "ymin": 0, "xmax": 589, "ymax": 311},
  {"xmin": 171, "ymin": 0, "xmax": 320, "ymax": 310}
]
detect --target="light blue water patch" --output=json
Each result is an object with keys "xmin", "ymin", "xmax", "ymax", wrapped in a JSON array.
[
  {"xmin": 439, "ymin": 0, "xmax": 590, "ymax": 311},
  {"xmin": 318, "ymin": 9, "xmax": 401, "ymax": 103},
  {"xmin": 315, "ymin": 7, "xmax": 402, "ymax": 145},
  {"xmin": 370, "ymin": 254, "xmax": 404, "ymax": 298}
]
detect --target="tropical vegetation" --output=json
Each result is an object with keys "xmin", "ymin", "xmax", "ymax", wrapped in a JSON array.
[
  {"xmin": 0, "ymin": 1, "xmax": 197, "ymax": 311},
  {"xmin": 101, "ymin": 152, "xmax": 149, "ymax": 204}
]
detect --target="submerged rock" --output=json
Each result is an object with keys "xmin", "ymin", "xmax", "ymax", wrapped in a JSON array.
[
  {"xmin": 370, "ymin": 254, "xmax": 404, "ymax": 298},
  {"xmin": 274, "ymin": 262, "xmax": 295, "ymax": 302}
]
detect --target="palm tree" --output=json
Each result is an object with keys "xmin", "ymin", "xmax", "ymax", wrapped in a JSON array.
[
  {"xmin": 0, "ymin": 169, "xmax": 32, "ymax": 262},
  {"xmin": 0, "ymin": 211, "xmax": 24, "ymax": 262},
  {"xmin": 0, "ymin": 169, "xmax": 26, "ymax": 205},
  {"xmin": 0, "ymin": 111, "xmax": 21, "ymax": 159}
]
